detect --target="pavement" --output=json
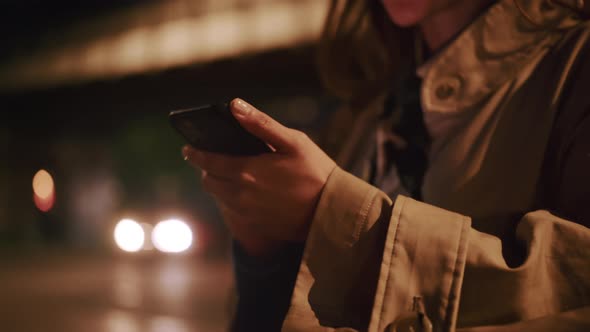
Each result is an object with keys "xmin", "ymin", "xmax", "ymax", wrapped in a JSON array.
[{"xmin": 0, "ymin": 252, "xmax": 234, "ymax": 332}]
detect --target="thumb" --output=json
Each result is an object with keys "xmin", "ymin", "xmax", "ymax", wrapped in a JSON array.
[{"xmin": 230, "ymin": 98, "xmax": 295, "ymax": 153}]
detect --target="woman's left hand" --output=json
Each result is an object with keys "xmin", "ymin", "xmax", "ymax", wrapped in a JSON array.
[{"xmin": 183, "ymin": 98, "xmax": 336, "ymax": 255}]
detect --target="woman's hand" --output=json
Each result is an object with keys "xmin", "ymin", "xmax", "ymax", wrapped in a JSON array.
[{"xmin": 183, "ymin": 98, "xmax": 337, "ymax": 257}]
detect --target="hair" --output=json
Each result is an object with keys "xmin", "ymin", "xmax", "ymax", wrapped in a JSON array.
[{"xmin": 317, "ymin": 0, "xmax": 416, "ymax": 108}]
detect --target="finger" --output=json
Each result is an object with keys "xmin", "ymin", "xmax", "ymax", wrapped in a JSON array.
[
  {"xmin": 230, "ymin": 98, "xmax": 296, "ymax": 153},
  {"xmin": 183, "ymin": 145, "xmax": 247, "ymax": 178},
  {"xmin": 216, "ymin": 201, "xmax": 282, "ymax": 257},
  {"xmin": 201, "ymin": 171, "xmax": 233, "ymax": 198},
  {"xmin": 216, "ymin": 201, "xmax": 258, "ymax": 235},
  {"xmin": 201, "ymin": 171, "xmax": 247, "ymax": 204}
]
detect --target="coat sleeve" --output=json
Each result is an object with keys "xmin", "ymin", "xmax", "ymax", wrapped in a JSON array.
[
  {"xmin": 281, "ymin": 29, "xmax": 590, "ymax": 332},
  {"xmin": 281, "ymin": 166, "xmax": 590, "ymax": 332},
  {"xmin": 231, "ymin": 241, "xmax": 304, "ymax": 331}
]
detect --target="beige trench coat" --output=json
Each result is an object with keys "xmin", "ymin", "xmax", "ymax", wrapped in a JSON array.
[{"xmin": 281, "ymin": 0, "xmax": 590, "ymax": 331}]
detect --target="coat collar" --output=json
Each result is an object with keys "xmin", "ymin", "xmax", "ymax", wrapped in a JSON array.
[{"xmin": 417, "ymin": 0, "xmax": 583, "ymax": 114}]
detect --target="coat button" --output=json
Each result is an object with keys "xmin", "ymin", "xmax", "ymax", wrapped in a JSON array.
[{"xmin": 434, "ymin": 76, "xmax": 462, "ymax": 101}]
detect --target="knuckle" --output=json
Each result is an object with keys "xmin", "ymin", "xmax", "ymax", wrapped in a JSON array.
[
  {"xmin": 298, "ymin": 131, "xmax": 310, "ymax": 141},
  {"xmin": 291, "ymin": 130, "xmax": 309, "ymax": 146},
  {"xmin": 258, "ymin": 113, "xmax": 271, "ymax": 128},
  {"xmin": 255, "ymin": 112, "xmax": 271, "ymax": 128}
]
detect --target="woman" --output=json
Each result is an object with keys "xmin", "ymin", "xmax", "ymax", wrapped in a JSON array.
[{"xmin": 183, "ymin": 0, "xmax": 590, "ymax": 331}]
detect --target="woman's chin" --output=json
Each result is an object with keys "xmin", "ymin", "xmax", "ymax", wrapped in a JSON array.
[
  {"xmin": 382, "ymin": 0, "xmax": 428, "ymax": 27},
  {"xmin": 390, "ymin": 13, "xmax": 421, "ymax": 27}
]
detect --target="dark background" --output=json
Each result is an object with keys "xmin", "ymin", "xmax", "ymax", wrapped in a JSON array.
[{"xmin": 0, "ymin": 1, "xmax": 336, "ymax": 330}]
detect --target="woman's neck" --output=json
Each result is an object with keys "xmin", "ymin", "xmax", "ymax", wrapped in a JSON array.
[{"xmin": 420, "ymin": 0, "xmax": 495, "ymax": 51}]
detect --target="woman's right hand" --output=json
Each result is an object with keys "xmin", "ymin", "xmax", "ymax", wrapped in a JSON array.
[
  {"xmin": 183, "ymin": 98, "xmax": 337, "ymax": 258},
  {"xmin": 212, "ymin": 191, "xmax": 283, "ymax": 258}
]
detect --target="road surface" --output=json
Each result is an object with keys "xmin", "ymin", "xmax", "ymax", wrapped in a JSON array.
[{"xmin": 0, "ymin": 252, "xmax": 234, "ymax": 332}]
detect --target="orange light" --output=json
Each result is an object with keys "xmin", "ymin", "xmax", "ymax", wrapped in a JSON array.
[
  {"xmin": 34, "ymin": 190, "xmax": 56, "ymax": 212},
  {"xmin": 0, "ymin": 0, "xmax": 330, "ymax": 91},
  {"xmin": 32, "ymin": 169, "xmax": 56, "ymax": 212},
  {"xmin": 33, "ymin": 169, "xmax": 54, "ymax": 199}
]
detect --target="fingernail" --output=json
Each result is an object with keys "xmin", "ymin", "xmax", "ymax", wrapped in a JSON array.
[
  {"xmin": 232, "ymin": 98, "xmax": 252, "ymax": 116},
  {"xmin": 182, "ymin": 146, "xmax": 191, "ymax": 161}
]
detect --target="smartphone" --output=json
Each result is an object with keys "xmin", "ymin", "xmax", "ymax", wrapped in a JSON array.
[{"xmin": 169, "ymin": 103, "xmax": 272, "ymax": 156}]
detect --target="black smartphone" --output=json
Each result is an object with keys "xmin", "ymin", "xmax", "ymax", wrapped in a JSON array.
[{"xmin": 169, "ymin": 103, "xmax": 272, "ymax": 156}]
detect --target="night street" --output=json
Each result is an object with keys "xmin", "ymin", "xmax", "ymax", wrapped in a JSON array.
[{"xmin": 0, "ymin": 253, "xmax": 233, "ymax": 332}]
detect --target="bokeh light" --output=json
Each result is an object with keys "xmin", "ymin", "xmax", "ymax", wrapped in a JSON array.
[
  {"xmin": 114, "ymin": 219, "xmax": 145, "ymax": 252},
  {"xmin": 32, "ymin": 169, "xmax": 56, "ymax": 212},
  {"xmin": 33, "ymin": 169, "xmax": 54, "ymax": 199},
  {"xmin": 152, "ymin": 219, "xmax": 193, "ymax": 253}
]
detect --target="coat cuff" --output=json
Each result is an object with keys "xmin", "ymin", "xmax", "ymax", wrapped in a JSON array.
[
  {"xmin": 369, "ymin": 195, "xmax": 471, "ymax": 332},
  {"xmin": 284, "ymin": 167, "xmax": 390, "ymax": 330},
  {"xmin": 283, "ymin": 167, "xmax": 471, "ymax": 332}
]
